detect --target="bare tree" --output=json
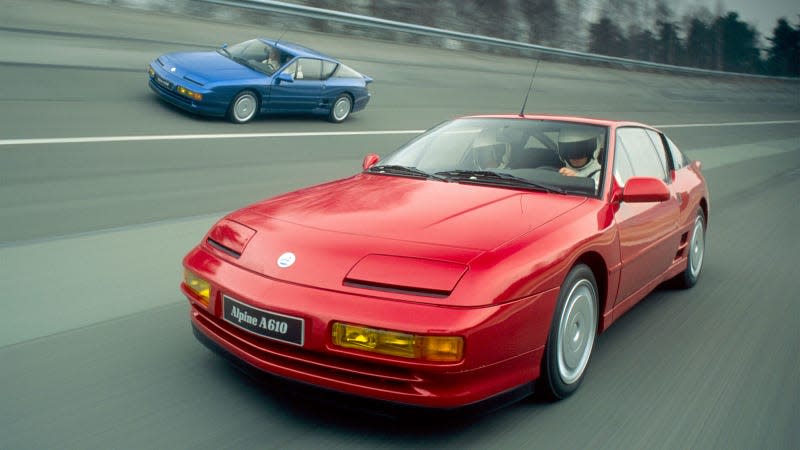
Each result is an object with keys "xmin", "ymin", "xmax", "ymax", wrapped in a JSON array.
[
  {"xmin": 518, "ymin": 0, "xmax": 562, "ymax": 47},
  {"xmin": 559, "ymin": 0, "xmax": 588, "ymax": 50}
]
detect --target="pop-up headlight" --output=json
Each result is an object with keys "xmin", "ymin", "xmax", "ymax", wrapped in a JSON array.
[
  {"xmin": 206, "ymin": 219, "xmax": 256, "ymax": 258},
  {"xmin": 344, "ymin": 255, "xmax": 467, "ymax": 297}
]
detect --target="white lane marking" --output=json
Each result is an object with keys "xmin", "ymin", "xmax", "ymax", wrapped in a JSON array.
[
  {"xmin": 0, "ymin": 130, "xmax": 427, "ymax": 146},
  {"xmin": 0, "ymin": 120, "xmax": 797, "ymax": 147},
  {"xmin": 656, "ymin": 120, "xmax": 800, "ymax": 128}
]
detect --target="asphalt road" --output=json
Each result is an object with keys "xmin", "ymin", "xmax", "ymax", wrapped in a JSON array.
[{"xmin": 1, "ymin": 1, "xmax": 799, "ymax": 448}]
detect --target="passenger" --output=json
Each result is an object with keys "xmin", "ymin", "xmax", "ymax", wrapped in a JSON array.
[{"xmin": 472, "ymin": 129, "xmax": 511, "ymax": 169}]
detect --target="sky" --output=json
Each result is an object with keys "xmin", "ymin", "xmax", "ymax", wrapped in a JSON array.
[
  {"xmin": 681, "ymin": 0, "xmax": 798, "ymax": 36},
  {"xmin": 585, "ymin": 0, "xmax": 797, "ymax": 38}
]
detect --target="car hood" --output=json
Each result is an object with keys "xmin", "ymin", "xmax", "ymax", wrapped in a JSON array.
[
  {"xmin": 160, "ymin": 51, "xmax": 259, "ymax": 84},
  {"xmin": 236, "ymin": 174, "xmax": 585, "ymax": 249},
  {"xmin": 211, "ymin": 174, "xmax": 586, "ymax": 300}
]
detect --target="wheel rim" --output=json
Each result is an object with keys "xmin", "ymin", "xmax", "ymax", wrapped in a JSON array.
[
  {"xmin": 332, "ymin": 96, "xmax": 351, "ymax": 121},
  {"xmin": 233, "ymin": 93, "xmax": 256, "ymax": 122},
  {"xmin": 689, "ymin": 216, "xmax": 705, "ymax": 278},
  {"xmin": 557, "ymin": 279, "xmax": 597, "ymax": 385}
]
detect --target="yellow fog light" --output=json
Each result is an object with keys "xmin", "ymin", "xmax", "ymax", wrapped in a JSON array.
[
  {"xmin": 177, "ymin": 85, "xmax": 203, "ymax": 101},
  {"xmin": 184, "ymin": 270, "xmax": 210, "ymax": 306},
  {"xmin": 148, "ymin": 66, "xmax": 154, "ymax": 77},
  {"xmin": 331, "ymin": 322, "xmax": 463, "ymax": 362}
]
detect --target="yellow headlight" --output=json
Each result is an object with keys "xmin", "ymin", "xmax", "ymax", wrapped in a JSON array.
[
  {"xmin": 331, "ymin": 322, "xmax": 463, "ymax": 362},
  {"xmin": 177, "ymin": 85, "xmax": 203, "ymax": 101},
  {"xmin": 184, "ymin": 270, "xmax": 210, "ymax": 306}
]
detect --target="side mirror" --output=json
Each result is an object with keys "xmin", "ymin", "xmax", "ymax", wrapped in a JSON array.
[
  {"xmin": 362, "ymin": 153, "xmax": 380, "ymax": 170},
  {"xmin": 275, "ymin": 72, "xmax": 293, "ymax": 85},
  {"xmin": 621, "ymin": 177, "xmax": 670, "ymax": 203},
  {"xmin": 221, "ymin": 43, "xmax": 228, "ymax": 49}
]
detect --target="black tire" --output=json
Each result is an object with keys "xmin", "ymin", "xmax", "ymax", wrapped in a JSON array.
[
  {"xmin": 328, "ymin": 94, "xmax": 352, "ymax": 123},
  {"xmin": 540, "ymin": 263, "xmax": 599, "ymax": 400},
  {"xmin": 673, "ymin": 207, "xmax": 706, "ymax": 289},
  {"xmin": 227, "ymin": 90, "xmax": 259, "ymax": 124}
]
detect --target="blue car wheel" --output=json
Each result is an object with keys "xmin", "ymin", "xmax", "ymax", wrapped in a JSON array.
[
  {"xmin": 228, "ymin": 91, "xmax": 259, "ymax": 124},
  {"xmin": 328, "ymin": 94, "xmax": 352, "ymax": 123}
]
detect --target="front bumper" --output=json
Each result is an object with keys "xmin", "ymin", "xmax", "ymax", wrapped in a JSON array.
[
  {"xmin": 191, "ymin": 321, "xmax": 534, "ymax": 415},
  {"xmin": 183, "ymin": 246, "xmax": 557, "ymax": 409},
  {"xmin": 148, "ymin": 68, "xmax": 225, "ymax": 117}
]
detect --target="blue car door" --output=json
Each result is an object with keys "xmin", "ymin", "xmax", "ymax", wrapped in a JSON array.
[{"xmin": 266, "ymin": 58, "xmax": 325, "ymax": 112}]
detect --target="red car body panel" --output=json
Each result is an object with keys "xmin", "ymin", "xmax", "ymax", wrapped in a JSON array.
[{"xmin": 182, "ymin": 114, "xmax": 708, "ymax": 409}]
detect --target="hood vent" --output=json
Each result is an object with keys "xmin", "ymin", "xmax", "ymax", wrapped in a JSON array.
[
  {"xmin": 204, "ymin": 219, "xmax": 256, "ymax": 259},
  {"xmin": 183, "ymin": 74, "xmax": 205, "ymax": 86},
  {"xmin": 206, "ymin": 237, "xmax": 241, "ymax": 259},
  {"xmin": 343, "ymin": 280, "xmax": 449, "ymax": 298}
]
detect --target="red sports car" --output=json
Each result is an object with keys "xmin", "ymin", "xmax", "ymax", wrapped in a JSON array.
[{"xmin": 182, "ymin": 114, "xmax": 708, "ymax": 410}]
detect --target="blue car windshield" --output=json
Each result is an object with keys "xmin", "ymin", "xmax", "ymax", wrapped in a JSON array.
[
  {"xmin": 218, "ymin": 39, "xmax": 289, "ymax": 75},
  {"xmin": 375, "ymin": 118, "xmax": 609, "ymax": 197}
]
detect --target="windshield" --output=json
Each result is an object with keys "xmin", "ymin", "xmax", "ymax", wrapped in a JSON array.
[
  {"xmin": 218, "ymin": 39, "xmax": 291, "ymax": 76},
  {"xmin": 374, "ymin": 118, "xmax": 609, "ymax": 197}
]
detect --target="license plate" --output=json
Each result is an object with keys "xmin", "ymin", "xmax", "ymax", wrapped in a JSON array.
[
  {"xmin": 154, "ymin": 74, "xmax": 171, "ymax": 89},
  {"xmin": 222, "ymin": 295, "xmax": 304, "ymax": 346}
]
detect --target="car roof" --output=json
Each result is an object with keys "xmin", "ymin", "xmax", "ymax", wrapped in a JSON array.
[
  {"xmin": 259, "ymin": 38, "xmax": 337, "ymax": 61},
  {"xmin": 462, "ymin": 114, "xmax": 656, "ymax": 131}
]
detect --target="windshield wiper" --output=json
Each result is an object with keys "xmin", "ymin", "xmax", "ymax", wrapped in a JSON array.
[
  {"xmin": 434, "ymin": 170, "xmax": 565, "ymax": 193},
  {"xmin": 218, "ymin": 50, "xmax": 250, "ymax": 67},
  {"xmin": 232, "ymin": 55, "xmax": 252, "ymax": 67},
  {"xmin": 368, "ymin": 165, "xmax": 448, "ymax": 181}
]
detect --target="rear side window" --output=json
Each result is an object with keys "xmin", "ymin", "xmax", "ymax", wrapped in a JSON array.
[
  {"xmin": 322, "ymin": 60, "xmax": 337, "ymax": 79},
  {"xmin": 332, "ymin": 64, "xmax": 363, "ymax": 79},
  {"xmin": 665, "ymin": 137, "xmax": 690, "ymax": 169}
]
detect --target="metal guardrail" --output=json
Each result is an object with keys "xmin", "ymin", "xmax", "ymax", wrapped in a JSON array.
[{"xmin": 201, "ymin": 0, "xmax": 794, "ymax": 80}]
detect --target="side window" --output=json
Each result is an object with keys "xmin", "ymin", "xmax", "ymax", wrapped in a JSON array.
[
  {"xmin": 293, "ymin": 58, "xmax": 322, "ymax": 80},
  {"xmin": 281, "ymin": 58, "xmax": 323, "ymax": 81},
  {"xmin": 613, "ymin": 135, "xmax": 636, "ymax": 186},
  {"xmin": 645, "ymin": 130, "xmax": 672, "ymax": 173},
  {"xmin": 281, "ymin": 60, "xmax": 298, "ymax": 79},
  {"xmin": 615, "ymin": 127, "xmax": 668, "ymax": 183}
]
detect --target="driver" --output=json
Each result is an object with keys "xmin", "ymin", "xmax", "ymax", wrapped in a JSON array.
[
  {"xmin": 262, "ymin": 46, "xmax": 282, "ymax": 71},
  {"xmin": 557, "ymin": 130, "xmax": 601, "ymax": 184}
]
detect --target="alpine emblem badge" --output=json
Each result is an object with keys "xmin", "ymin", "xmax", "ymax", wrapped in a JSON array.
[{"xmin": 277, "ymin": 252, "xmax": 296, "ymax": 268}]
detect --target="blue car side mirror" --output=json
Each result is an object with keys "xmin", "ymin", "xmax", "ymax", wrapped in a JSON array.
[{"xmin": 275, "ymin": 72, "xmax": 294, "ymax": 84}]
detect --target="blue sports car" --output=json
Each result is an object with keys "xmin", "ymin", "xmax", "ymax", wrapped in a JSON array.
[{"xmin": 148, "ymin": 38, "xmax": 373, "ymax": 123}]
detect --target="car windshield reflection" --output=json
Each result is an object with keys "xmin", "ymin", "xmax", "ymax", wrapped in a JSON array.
[
  {"xmin": 218, "ymin": 39, "xmax": 290, "ymax": 76},
  {"xmin": 376, "ymin": 118, "xmax": 609, "ymax": 197}
]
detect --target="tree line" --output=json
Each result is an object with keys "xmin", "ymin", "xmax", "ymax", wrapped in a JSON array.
[
  {"xmin": 588, "ymin": 9, "xmax": 799, "ymax": 77},
  {"xmin": 296, "ymin": 0, "xmax": 798, "ymax": 77}
]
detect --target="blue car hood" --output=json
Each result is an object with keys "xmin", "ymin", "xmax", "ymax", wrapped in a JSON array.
[{"xmin": 162, "ymin": 51, "xmax": 260, "ymax": 84}]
